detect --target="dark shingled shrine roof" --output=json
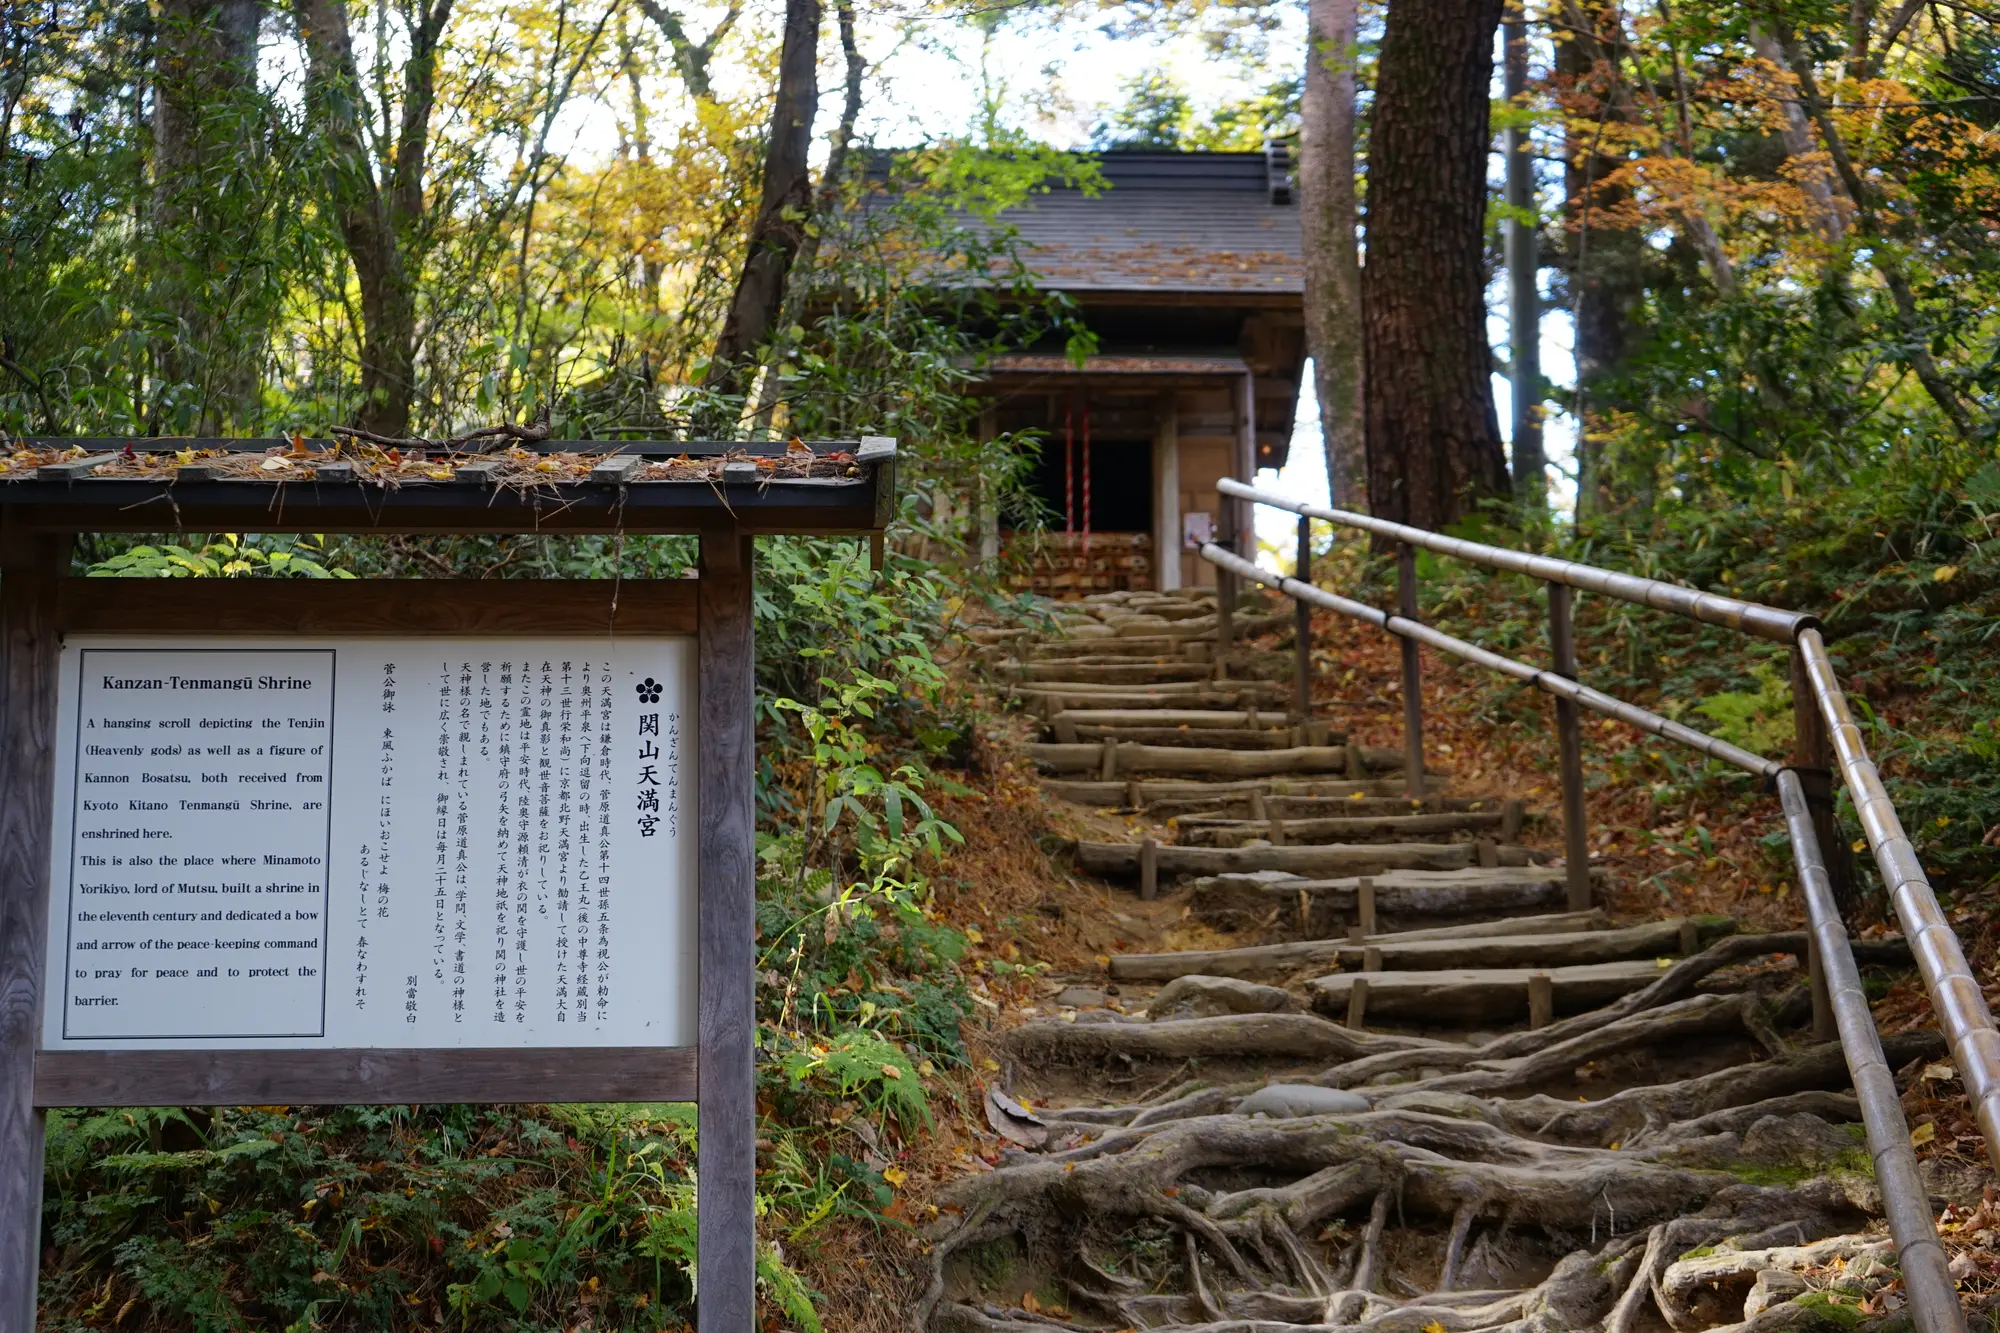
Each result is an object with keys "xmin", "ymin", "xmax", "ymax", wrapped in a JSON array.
[{"xmin": 999, "ymin": 151, "xmax": 1302, "ymax": 296}]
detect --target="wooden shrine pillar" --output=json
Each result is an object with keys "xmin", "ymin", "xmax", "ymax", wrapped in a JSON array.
[{"xmin": 1153, "ymin": 394, "xmax": 1181, "ymax": 591}]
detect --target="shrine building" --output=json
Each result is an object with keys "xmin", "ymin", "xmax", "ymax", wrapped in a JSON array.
[{"xmin": 972, "ymin": 148, "xmax": 1306, "ymax": 596}]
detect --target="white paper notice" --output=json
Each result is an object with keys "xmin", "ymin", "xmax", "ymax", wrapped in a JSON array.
[{"xmin": 42, "ymin": 637, "xmax": 697, "ymax": 1051}]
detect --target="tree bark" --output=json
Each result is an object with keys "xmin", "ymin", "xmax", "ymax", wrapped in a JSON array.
[
  {"xmin": 1503, "ymin": 11, "xmax": 1545, "ymax": 503},
  {"xmin": 151, "ymin": 0, "xmax": 263, "ymax": 431},
  {"xmin": 1299, "ymin": 0, "xmax": 1366, "ymax": 510},
  {"xmin": 1747, "ymin": 27, "xmax": 1847, "ymax": 246},
  {"xmin": 1554, "ymin": 0, "xmax": 1644, "ymax": 517},
  {"xmin": 294, "ymin": 0, "xmax": 453, "ymax": 438},
  {"xmin": 632, "ymin": 0, "xmax": 741, "ymax": 101},
  {"xmin": 1361, "ymin": 0, "xmax": 1509, "ymax": 531},
  {"xmin": 703, "ymin": 0, "xmax": 819, "ymax": 412},
  {"xmin": 749, "ymin": 0, "xmax": 863, "ymax": 435}
]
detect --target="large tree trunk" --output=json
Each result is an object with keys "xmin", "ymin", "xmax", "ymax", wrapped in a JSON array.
[
  {"xmin": 749, "ymin": 0, "xmax": 862, "ymax": 435},
  {"xmin": 1361, "ymin": 0, "xmax": 1509, "ymax": 531},
  {"xmin": 1555, "ymin": 2, "xmax": 1645, "ymax": 518},
  {"xmin": 294, "ymin": 0, "xmax": 452, "ymax": 439},
  {"xmin": 1502, "ymin": 13, "xmax": 1544, "ymax": 503},
  {"xmin": 1299, "ymin": 0, "xmax": 1365, "ymax": 511},
  {"xmin": 703, "ymin": 0, "xmax": 819, "ymax": 412},
  {"xmin": 151, "ymin": 0, "xmax": 263, "ymax": 432}
]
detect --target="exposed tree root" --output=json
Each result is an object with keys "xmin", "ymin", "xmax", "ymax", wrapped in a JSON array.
[
  {"xmin": 923, "ymin": 1015, "xmax": 1937, "ymax": 1332},
  {"xmin": 1002, "ymin": 1012, "xmax": 1456, "ymax": 1070}
]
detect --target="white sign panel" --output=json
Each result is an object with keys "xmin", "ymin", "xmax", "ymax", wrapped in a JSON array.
[{"xmin": 42, "ymin": 637, "xmax": 696, "ymax": 1051}]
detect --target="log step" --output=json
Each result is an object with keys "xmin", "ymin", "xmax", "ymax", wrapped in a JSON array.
[
  {"xmin": 1075, "ymin": 840, "xmax": 1539, "ymax": 880},
  {"xmin": 1026, "ymin": 632, "xmax": 1211, "ymax": 655},
  {"xmin": 1006, "ymin": 661, "xmax": 1216, "ymax": 683},
  {"xmin": 1307, "ymin": 960, "xmax": 1666, "ymax": 1024},
  {"xmin": 1038, "ymin": 777, "xmax": 1429, "ymax": 808},
  {"xmin": 1174, "ymin": 810, "xmax": 1505, "ymax": 847},
  {"xmin": 1054, "ymin": 708, "xmax": 1297, "ymax": 730},
  {"xmin": 1191, "ymin": 867, "xmax": 1591, "ymax": 934},
  {"xmin": 1066, "ymin": 725, "xmax": 1345, "ymax": 750},
  {"xmin": 1110, "ymin": 917, "xmax": 1728, "ymax": 983},
  {"xmin": 1162, "ymin": 794, "xmax": 1522, "ymax": 822},
  {"xmin": 1029, "ymin": 742, "xmax": 1402, "ymax": 777},
  {"xmin": 1011, "ymin": 682, "xmax": 1289, "ymax": 705}
]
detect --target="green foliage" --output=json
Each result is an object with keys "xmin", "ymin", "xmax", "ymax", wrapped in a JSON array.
[
  {"xmin": 1694, "ymin": 659, "xmax": 1796, "ymax": 754},
  {"xmin": 83, "ymin": 533, "xmax": 354, "ymax": 580}
]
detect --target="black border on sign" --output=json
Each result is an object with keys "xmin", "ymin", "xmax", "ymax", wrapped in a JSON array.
[{"xmin": 59, "ymin": 647, "xmax": 336, "ymax": 1042}]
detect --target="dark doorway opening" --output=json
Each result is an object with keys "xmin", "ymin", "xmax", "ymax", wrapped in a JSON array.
[{"xmin": 1020, "ymin": 435, "xmax": 1153, "ymax": 533}]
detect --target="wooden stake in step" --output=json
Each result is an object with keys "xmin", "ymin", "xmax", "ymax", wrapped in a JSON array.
[
  {"xmin": 1269, "ymin": 815, "xmax": 1285, "ymax": 847},
  {"xmin": 1346, "ymin": 978, "xmax": 1370, "ymax": 1030},
  {"xmin": 1100, "ymin": 740, "xmax": 1118, "ymax": 782},
  {"xmin": 1476, "ymin": 838, "xmax": 1499, "ymax": 869},
  {"xmin": 1052, "ymin": 708, "xmax": 1079, "ymax": 744},
  {"xmin": 1248, "ymin": 790, "xmax": 1268, "ymax": 822},
  {"xmin": 1125, "ymin": 780, "xmax": 1142, "ymax": 810},
  {"xmin": 1362, "ymin": 946, "xmax": 1382, "ymax": 973},
  {"xmin": 1139, "ymin": 838, "xmax": 1159, "ymax": 902},
  {"xmin": 1357, "ymin": 877, "xmax": 1377, "ymax": 938},
  {"xmin": 1528, "ymin": 973, "xmax": 1554, "ymax": 1029},
  {"xmin": 1501, "ymin": 797, "xmax": 1526, "ymax": 844},
  {"xmin": 1679, "ymin": 919, "xmax": 1699, "ymax": 956}
]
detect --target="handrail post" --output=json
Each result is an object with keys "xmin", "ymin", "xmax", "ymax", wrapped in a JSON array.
[
  {"xmin": 1294, "ymin": 515, "xmax": 1313, "ymax": 719},
  {"xmin": 1548, "ymin": 582, "xmax": 1591, "ymax": 911},
  {"xmin": 1397, "ymin": 543, "xmax": 1424, "ymax": 798}
]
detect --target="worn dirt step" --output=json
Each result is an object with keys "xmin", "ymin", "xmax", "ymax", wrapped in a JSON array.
[
  {"xmin": 1173, "ymin": 809, "xmax": 1508, "ymax": 847},
  {"xmin": 1063, "ymin": 724, "xmax": 1346, "ymax": 750},
  {"xmin": 1075, "ymin": 839, "xmax": 1539, "ymax": 879},
  {"xmin": 1110, "ymin": 916, "xmax": 1727, "ymax": 983},
  {"xmin": 1028, "ymin": 741, "xmax": 1403, "ymax": 777},
  {"xmin": 1011, "ymin": 680, "xmax": 1289, "ymax": 705},
  {"xmin": 1003, "ymin": 660, "xmax": 1216, "ymax": 684},
  {"xmin": 1191, "ymin": 867, "xmax": 1592, "ymax": 933},
  {"xmin": 1306, "ymin": 959, "xmax": 1667, "ymax": 1023},
  {"xmin": 1168, "ymin": 793, "xmax": 1521, "ymax": 821},
  {"xmin": 1038, "ymin": 776, "xmax": 1428, "ymax": 808},
  {"xmin": 1024, "ymin": 631, "xmax": 1212, "ymax": 654},
  {"xmin": 1050, "ymin": 707, "xmax": 1297, "ymax": 730}
]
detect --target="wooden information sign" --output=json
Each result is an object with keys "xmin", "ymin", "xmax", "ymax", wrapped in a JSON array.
[{"xmin": 0, "ymin": 436, "xmax": 897, "ymax": 1333}]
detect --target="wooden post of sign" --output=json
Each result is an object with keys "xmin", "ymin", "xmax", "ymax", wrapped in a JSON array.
[
  {"xmin": 0, "ymin": 527, "xmax": 62, "ymax": 1333},
  {"xmin": 698, "ymin": 529, "xmax": 757, "ymax": 1333}
]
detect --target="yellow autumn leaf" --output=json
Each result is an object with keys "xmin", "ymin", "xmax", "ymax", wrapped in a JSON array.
[
  {"xmin": 882, "ymin": 1165, "xmax": 907, "ymax": 1188},
  {"xmin": 259, "ymin": 456, "xmax": 291, "ymax": 471},
  {"xmin": 879, "ymin": 1063, "xmax": 902, "ymax": 1081},
  {"xmin": 1934, "ymin": 565, "xmax": 1959, "ymax": 583},
  {"xmin": 1911, "ymin": 1121, "xmax": 1937, "ymax": 1146}
]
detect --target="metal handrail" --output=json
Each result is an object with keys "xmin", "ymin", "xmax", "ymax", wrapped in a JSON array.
[
  {"xmin": 1217, "ymin": 478, "xmax": 1813, "ymax": 642},
  {"xmin": 1201, "ymin": 544, "xmax": 1780, "ymax": 778},
  {"xmin": 1778, "ymin": 770, "xmax": 1962, "ymax": 1331},
  {"xmin": 1797, "ymin": 630, "xmax": 2000, "ymax": 1166},
  {"xmin": 1201, "ymin": 493, "xmax": 1985, "ymax": 1333}
]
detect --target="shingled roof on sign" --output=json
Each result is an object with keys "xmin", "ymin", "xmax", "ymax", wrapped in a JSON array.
[{"xmin": 982, "ymin": 151, "xmax": 1302, "ymax": 295}]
